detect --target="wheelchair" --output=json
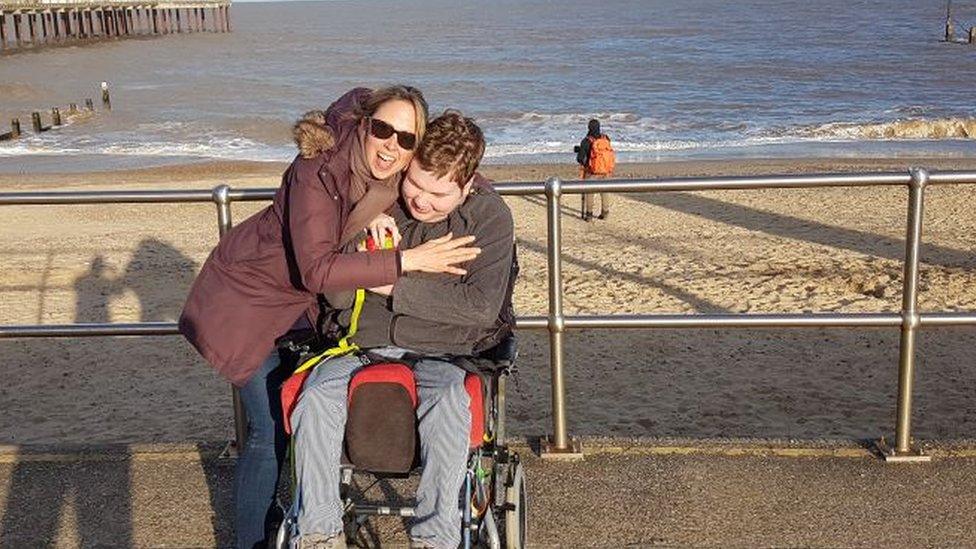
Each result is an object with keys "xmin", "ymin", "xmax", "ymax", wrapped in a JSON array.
[{"xmin": 273, "ymin": 335, "xmax": 527, "ymax": 549}]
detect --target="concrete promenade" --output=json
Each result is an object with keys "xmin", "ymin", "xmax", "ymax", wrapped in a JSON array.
[{"xmin": 1, "ymin": 438, "xmax": 975, "ymax": 548}]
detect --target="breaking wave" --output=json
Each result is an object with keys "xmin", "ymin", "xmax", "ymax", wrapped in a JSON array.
[{"xmin": 793, "ymin": 117, "xmax": 976, "ymax": 140}]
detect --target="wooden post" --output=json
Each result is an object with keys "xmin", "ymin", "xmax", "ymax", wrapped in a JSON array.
[
  {"xmin": 68, "ymin": 103, "xmax": 78, "ymax": 114},
  {"xmin": 31, "ymin": 112, "xmax": 42, "ymax": 133},
  {"xmin": 27, "ymin": 13, "xmax": 35, "ymax": 44},
  {"xmin": 101, "ymin": 82, "xmax": 111, "ymax": 110},
  {"xmin": 40, "ymin": 10, "xmax": 47, "ymax": 41},
  {"xmin": 970, "ymin": 27, "xmax": 975, "ymax": 44},
  {"xmin": 0, "ymin": 12, "xmax": 6, "ymax": 48},
  {"xmin": 11, "ymin": 119, "xmax": 21, "ymax": 138},
  {"xmin": 13, "ymin": 13, "xmax": 22, "ymax": 47},
  {"xmin": 176, "ymin": 9, "xmax": 183, "ymax": 33},
  {"xmin": 85, "ymin": 99, "xmax": 94, "ymax": 111},
  {"xmin": 152, "ymin": 8, "xmax": 158, "ymax": 34},
  {"xmin": 52, "ymin": 107, "xmax": 61, "ymax": 126}
]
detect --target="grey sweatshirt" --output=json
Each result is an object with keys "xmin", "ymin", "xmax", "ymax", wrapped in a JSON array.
[{"xmin": 348, "ymin": 174, "xmax": 515, "ymax": 355}]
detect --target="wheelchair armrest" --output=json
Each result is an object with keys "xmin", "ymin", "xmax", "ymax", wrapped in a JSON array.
[{"xmin": 478, "ymin": 333, "xmax": 518, "ymax": 367}]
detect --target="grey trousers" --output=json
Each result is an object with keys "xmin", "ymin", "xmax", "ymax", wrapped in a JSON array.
[
  {"xmin": 291, "ymin": 347, "xmax": 471, "ymax": 549},
  {"xmin": 581, "ymin": 171, "xmax": 612, "ymax": 218},
  {"xmin": 581, "ymin": 192, "xmax": 612, "ymax": 218}
]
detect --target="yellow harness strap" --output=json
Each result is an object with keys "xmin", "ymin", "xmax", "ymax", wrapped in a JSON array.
[{"xmin": 293, "ymin": 288, "xmax": 366, "ymax": 374}]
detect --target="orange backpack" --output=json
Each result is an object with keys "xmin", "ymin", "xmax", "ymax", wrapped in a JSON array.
[{"xmin": 587, "ymin": 135, "xmax": 616, "ymax": 175}]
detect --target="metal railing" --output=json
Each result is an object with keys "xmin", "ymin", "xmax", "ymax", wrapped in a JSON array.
[{"xmin": 2, "ymin": 168, "xmax": 976, "ymax": 461}]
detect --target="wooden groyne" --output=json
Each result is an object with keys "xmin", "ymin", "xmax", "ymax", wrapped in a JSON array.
[
  {"xmin": 0, "ymin": 82, "xmax": 111, "ymax": 141},
  {"xmin": 0, "ymin": 0, "xmax": 230, "ymax": 51}
]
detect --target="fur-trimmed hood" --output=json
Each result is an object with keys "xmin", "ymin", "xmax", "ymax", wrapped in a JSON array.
[{"xmin": 292, "ymin": 110, "xmax": 336, "ymax": 159}]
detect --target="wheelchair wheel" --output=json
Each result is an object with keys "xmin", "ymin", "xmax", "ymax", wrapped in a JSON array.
[{"xmin": 503, "ymin": 459, "xmax": 527, "ymax": 549}]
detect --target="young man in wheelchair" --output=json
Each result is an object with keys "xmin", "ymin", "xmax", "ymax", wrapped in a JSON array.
[{"xmin": 288, "ymin": 110, "xmax": 515, "ymax": 549}]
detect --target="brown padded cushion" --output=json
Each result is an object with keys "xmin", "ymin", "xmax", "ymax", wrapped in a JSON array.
[{"xmin": 345, "ymin": 383, "xmax": 417, "ymax": 473}]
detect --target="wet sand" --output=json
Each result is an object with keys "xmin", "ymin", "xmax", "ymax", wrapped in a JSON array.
[{"xmin": 2, "ymin": 157, "xmax": 976, "ymax": 445}]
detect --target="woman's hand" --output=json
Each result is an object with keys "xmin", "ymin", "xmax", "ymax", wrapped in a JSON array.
[
  {"xmin": 400, "ymin": 233, "xmax": 481, "ymax": 276},
  {"xmin": 367, "ymin": 213, "xmax": 401, "ymax": 249}
]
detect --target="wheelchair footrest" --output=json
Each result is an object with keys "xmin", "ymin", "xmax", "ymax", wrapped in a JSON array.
[{"xmin": 352, "ymin": 504, "xmax": 416, "ymax": 517}]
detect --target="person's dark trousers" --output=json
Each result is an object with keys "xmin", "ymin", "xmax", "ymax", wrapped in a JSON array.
[{"xmin": 235, "ymin": 351, "xmax": 290, "ymax": 549}]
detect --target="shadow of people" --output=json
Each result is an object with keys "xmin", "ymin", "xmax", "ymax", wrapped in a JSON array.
[
  {"xmin": 630, "ymin": 192, "xmax": 975, "ymax": 269},
  {"xmin": 72, "ymin": 255, "xmax": 123, "ymax": 324},
  {"xmin": 0, "ymin": 446, "xmax": 133, "ymax": 548},
  {"xmin": 120, "ymin": 238, "xmax": 199, "ymax": 322}
]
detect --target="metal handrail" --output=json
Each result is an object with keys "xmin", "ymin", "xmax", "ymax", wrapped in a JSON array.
[{"xmin": 3, "ymin": 169, "xmax": 976, "ymax": 460}]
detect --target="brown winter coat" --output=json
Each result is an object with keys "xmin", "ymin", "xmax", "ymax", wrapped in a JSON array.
[{"xmin": 179, "ymin": 88, "xmax": 401, "ymax": 386}]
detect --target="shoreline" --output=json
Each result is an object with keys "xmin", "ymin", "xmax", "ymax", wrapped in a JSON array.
[{"xmin": 3, "ymin": 155, "xmax": 976, "ymax": 190}]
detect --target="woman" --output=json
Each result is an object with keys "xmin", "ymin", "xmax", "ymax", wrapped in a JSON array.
[{"xmin": 179, "ymin": 86, "xmax": 479, "ymax": 549}]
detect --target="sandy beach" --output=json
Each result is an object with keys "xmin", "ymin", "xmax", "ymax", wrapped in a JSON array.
[{"xmin": 2, "ymin": 157, "xmax": 976, "ymax": 446}]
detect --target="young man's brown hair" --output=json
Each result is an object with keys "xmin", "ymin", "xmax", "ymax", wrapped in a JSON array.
[{"xmin": 414, "ymin": 109, "xmax": 485, "ymax": 187}]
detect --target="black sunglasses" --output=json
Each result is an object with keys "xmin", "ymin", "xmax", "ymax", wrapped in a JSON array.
[{"xmin": 367, "ymin": 117, "xmax": 417, "ymax": 150}]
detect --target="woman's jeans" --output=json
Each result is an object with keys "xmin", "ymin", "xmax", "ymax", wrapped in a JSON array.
[{"xmin": 235, "ymin": 351, "xmax": 290, "ymax": 549}]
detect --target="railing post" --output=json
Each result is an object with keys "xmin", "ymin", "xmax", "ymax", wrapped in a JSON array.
[
  {"xmin": 880, "ymin": 167, "xmax": 931, "ymax": 462},
  {"xmin": 213, "ymin": 184, "xmax": 247, "ymax": 456},
  {"xmin": 540, "ymin": 176, "xmax": 582, "ymax": 459}
]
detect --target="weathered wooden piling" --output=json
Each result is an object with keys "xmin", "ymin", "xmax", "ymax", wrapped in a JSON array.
[
  {"xmin": 11, "ymin": 119, "xmax": 21, "ymax": 139},
  {"xmin": 31, "ymin": 112, "xmax": 43, "ymax": 133},
  {"xmin": 970, "ymin": 27, "xmax": 975, "ymax": 44},
  {"xmin": 51, "ymin": 107, "xmax": 62, "ymax": 126},
  {"xmin": 0, "ymin": 1, "xmax": 232, "ymax": 51},
  {"xmin": 945, "ymin": 1, "xmax": 955, "ymax": 42},
  {"xmin": 101, "ymin": 82, "xmax": 111, "ymax": 109}
]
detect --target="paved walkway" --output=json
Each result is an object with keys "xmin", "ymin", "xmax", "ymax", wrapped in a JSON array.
[{"xmin": 1, "ymin": 439, "xmax": 975, "ymax": 548}]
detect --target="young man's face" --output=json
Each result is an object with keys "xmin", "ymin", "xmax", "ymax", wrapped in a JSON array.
[{"xmin": 401, "ymin": 160, "xmax": 473, "ymax": 223}]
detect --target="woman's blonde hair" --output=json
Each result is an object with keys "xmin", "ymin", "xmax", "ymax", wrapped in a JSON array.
[
  {"xmin": 293, "ymin": 86, "xmax": 428, "ymax": 159},
  {"xmin": 354, "ymin": 85, "xmax": 429, "ymax": 146}
]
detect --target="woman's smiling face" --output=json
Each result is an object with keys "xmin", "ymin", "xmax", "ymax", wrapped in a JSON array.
[{"xmin": 362, "ymin": 98, "xmax": 417, "ymax": 180}]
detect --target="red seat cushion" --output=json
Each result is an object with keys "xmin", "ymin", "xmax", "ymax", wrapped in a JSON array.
[{"xmin": 465, "ymin": 373, "xmax": 484, "ymax": 448}]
